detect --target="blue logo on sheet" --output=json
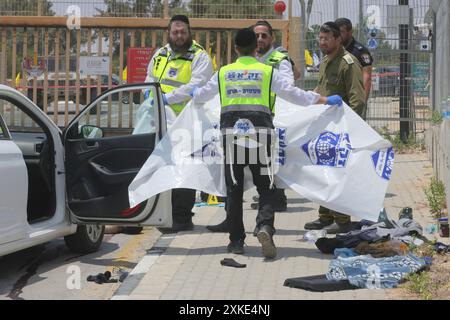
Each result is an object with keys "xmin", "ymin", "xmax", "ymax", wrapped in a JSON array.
[
  {"xmin": 372, "ymin": 147, "xmax": 394, "ymax": 180},
  {"xmin": 276, "ymin": 128, "xmax": 287, "ymax": 166},
  {"xmin": 302, "ymin": 132, "xmax": 352, "ymax": 168},
  {"xmin": 191, "ymin": 138, "xmax": 220, "ymax": 159},
  {"xmin": 191, "ymin": 123, "xmax": 221, "ymax": 160}
]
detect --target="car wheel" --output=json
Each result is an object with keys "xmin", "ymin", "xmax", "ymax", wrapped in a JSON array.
[{"xmin": 64, "ymin": 224, "xmax": 105, "ymax": 254}]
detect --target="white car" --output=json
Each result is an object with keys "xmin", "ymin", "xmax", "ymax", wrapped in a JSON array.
[{"xmin": 0, "ymin": 83, "xmax": 172, "ymax": 257}]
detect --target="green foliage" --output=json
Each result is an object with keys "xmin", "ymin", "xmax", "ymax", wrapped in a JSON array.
[
  {"xmin": 405, "ymin": 272, "xmax": 436, "ymax": 300},
  {"xmin": 430, "ymin": 110, "xmax": 443, "ymax": 125},
  {"xmin": 380, "ymin": 128, "xmax": 424, "ymax": 153},
  {"xmin": 188, "ymin": 0, "xmax": 277, "ymax": 19},
  {"xmin": 306, "ymin": 24, "xmax": 321, "ymax": 53},
  {"xmin": 424, "ymin": 177, "xmax": 447, "ymax": 219},
  {"xmin": 0, "ymin": 0, "xmax": 55, "ymax": 16}
]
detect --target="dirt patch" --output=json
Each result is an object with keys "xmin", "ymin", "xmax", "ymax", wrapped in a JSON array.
[{"xmin": 387, "ymin": 249, "xmax": 450, "ymax": 300}]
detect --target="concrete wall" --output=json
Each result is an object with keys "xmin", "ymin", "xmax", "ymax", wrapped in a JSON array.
[
  {"xmin": 426, "ymin": 1, "xmax": 450, "ymax": 209},
  {"xmin": 425, "ymin": 122, "xmax": 450, "ymax": 211}
]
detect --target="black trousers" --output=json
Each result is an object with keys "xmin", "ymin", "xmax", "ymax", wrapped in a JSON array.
[
  {"xmin": 171, "ymin": 188, "xmax": 196, "ymax": 224},
  {"xmin": 223, "ymin": 135, "xmax": 276, "ymax": 242}
]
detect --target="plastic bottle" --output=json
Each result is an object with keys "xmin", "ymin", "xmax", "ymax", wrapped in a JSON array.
[
  {"xmin": 389, "ymin": 240, "xmax": 410, "ymax": 255},
  {"xmin": 378, "ymin": 208, "xmax": 389, "ymax": 223},
  {"xmin": 303, "ymin": 230, "xmax": 327, "ymax": 243},
  {"xmin": 399, "ymin": 207, "xmax": 413, "ymax": 220},
  {"xmin": 446, "ymin": 96, "xmax": 450, "ymax": 118},
  {"xmin": 443, "ymin": 96, "xmax": 450, "ymax": 119}
]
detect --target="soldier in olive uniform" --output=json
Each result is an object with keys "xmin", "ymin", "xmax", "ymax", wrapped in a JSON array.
[
  {"xmin": 304, "ymin": 22, "xmax": 366, "ymax": 234},
  {"xmin": 336, "ymin": 18, "xmax": 374, "ymax": 104}
]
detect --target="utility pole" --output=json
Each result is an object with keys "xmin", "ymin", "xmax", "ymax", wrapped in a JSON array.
[
  {"xmin": 359, "ymin": 0, "xmax": 364, "ymax": 42},
  {"xmin": 163, "ymin": 0, "xmax": 169, "ymax": 19},
  {"xmin": 399, "ymin": 0, "xmax": 411, "ymax": 142},
  {"xmin": 37, "ymin": 0, "xmax": 43, "ymax": 16},
  {"xmin": 334, "ymin": 0, "xmax": 339, "ymax": 20}
]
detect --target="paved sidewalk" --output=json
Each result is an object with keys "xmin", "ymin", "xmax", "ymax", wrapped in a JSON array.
[{"xmin": 113, "ymin": 152, "xmax": 439, "ymax": 300}]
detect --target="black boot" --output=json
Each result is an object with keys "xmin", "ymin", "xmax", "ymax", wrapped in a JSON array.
[
  {"xmin": 227, "ymin": 239, "xmax": 244, "ymax": 254},
  {"xmin": 304, "ymin": 218, "xmax": 334, "ymax": 230},
  {"xmin": 323, "ymin": 222, "xmax": 353, "ymax": 235},
  {"xmin": 158, "ymin": 217, "xmax": 194, "ymax": 233},
  {"xmin": 256, "ymin": 225, "xmax": 277, "ymax": 259},
  {"xmin": 206, "ymin": 218, "xmax": 229, "ymax": 233}
]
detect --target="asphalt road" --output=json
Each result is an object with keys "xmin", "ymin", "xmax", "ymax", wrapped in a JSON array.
[{"xmin": 0, "ymin": 227, "xmax": 161, "ymax": 300}]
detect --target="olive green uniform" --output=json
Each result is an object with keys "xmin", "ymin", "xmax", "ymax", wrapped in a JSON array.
[{"xmin": 316, "ymin": 47, "xmax": 366, "ymax": 224}]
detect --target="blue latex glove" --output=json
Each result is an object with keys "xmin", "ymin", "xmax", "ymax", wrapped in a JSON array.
[
  {"xmin": 326, "ymin": 95, "xmax": 343, "ymax": 107},
  {"xmin": 144, "ymin": 90, "xmax": 150, "ymax": 100},
  {"xmin": 189, "ymin": 86, "xmax": 198, "ymax": 98},
  {"xmin": 151, "ymin": 94, "xmax": 168, "ymax": 106}
]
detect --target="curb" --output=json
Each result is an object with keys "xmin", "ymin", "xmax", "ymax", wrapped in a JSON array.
[{"xmin": 111, "ymin": 234, "xmax": 176, "ymax": 300}]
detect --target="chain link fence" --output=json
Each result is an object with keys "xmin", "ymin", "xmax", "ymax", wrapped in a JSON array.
[
  {"xmin": 297, "ymin": 0, "xmax": 433, "ymax": 138},
  {"xmin": 0, "ymin": 0, "xmax": 281, "ymax": 19},
  {"xmin": 1, "ymin": 0, "xmax": 435, "ymax": 137}
]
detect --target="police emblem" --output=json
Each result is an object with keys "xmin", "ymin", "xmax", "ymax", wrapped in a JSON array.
[
  {"xmin": 371, "ymin": 147, "xmax": 395, "ymax": 180},
  {"xmin": 302, "ymin": 132, "xmax": 352, "ymax": 168},
  {"xmin": 233, "ymin": 119, "xmax": 256, "ymax": 136},
  {"xmin": 167, "ymin": 67, "xmax": 178, "ymax": 78}
]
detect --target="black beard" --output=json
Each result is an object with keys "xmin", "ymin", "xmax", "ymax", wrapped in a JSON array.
[
  {"xmin": 169, "ymin": 36, "xmax": 193, "ymax": 54},
  {"xmin": 257, "ymin": 45, "xmax": 271, "ymax": 55}
]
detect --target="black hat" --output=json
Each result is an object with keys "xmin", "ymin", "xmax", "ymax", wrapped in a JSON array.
[
  {"xmin": 235, "ymin": 28, "xmax": 257, "ymax": 47},
  {"xmin": 170, "ymin": 15, "xmax": 190, "ymax": 25}
]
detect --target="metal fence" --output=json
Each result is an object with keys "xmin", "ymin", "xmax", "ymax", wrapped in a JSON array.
[
  {"xmin": 0, "ymin": 0, "xmax": 281, "ymax": 19},
  {"xmin": 0, "ymin": 0, "xmax": 435, "ymax": 138},
  {"xmin": 295, "ymin": 0, "xmax": 433, "ymax": 138},
  {"xmin": 0, "ymin": 15, "xmax": 289, "ymax": 128}
]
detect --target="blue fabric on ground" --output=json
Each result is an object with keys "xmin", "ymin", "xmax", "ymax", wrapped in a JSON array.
[
  {"xmin": 334, "ymin": 248, "xmax": 358, "ymax": 258},
  {"xmin": 326, "ymin": 253, "xmax": 427, "ymax": 289}
]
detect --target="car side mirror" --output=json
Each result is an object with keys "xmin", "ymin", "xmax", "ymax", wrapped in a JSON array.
[{"xmin": 80, "ymin": 125, "xmax": 104, "ymax": 139}]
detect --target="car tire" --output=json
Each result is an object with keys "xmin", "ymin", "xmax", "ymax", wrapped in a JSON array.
[{"xmin": 64, "ymin": 224, "xmax": 105, "ymax": 254}]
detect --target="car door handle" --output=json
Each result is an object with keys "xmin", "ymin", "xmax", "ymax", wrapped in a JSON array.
[{"xmin": 85, "ymin": 141, "xmax": 99, "ymax": 149}]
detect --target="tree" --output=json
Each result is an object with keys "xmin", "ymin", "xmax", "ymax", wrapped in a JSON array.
[
  {"xmin": 1, "ymin": 0, "xmax": 56, "ymax": 81},
  {"xmin": 96, "ymin": 1, "xmax": 186, "ymax": 74},
  {"xmin": 188, "ymin": 0, "xmax": 276, "ymax": 19},
  {"xmin": 97, "ymin": 0, "xmax": 185, "ymax": 18},
  {"xmin": 0, "ymin": 0, "xmax": 55, "ymax": 16}
]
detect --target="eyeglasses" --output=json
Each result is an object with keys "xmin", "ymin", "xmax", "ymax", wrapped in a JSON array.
[{"xmin": 255, "ymin": 33, "xmax": 270, "ymax": 39}]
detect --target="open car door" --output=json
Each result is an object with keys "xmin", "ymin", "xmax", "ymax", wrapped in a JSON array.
[{"xmin": 63, "ymin": 83, "xmax": 172, "ymax": 227}]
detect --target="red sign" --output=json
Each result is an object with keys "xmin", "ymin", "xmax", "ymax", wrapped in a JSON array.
[{"xmin": 126, "ymin": 47, "xmax": 155, "ymax": 83}]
